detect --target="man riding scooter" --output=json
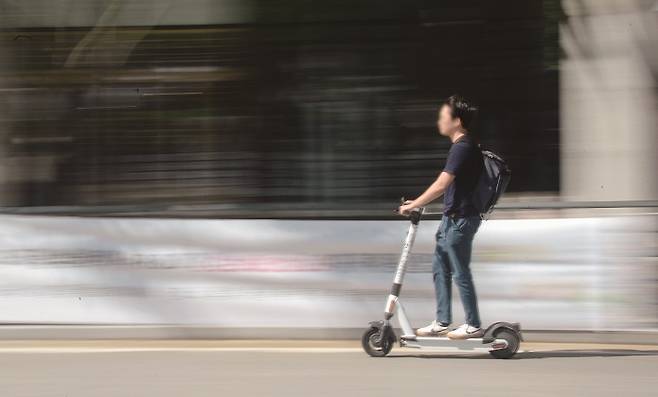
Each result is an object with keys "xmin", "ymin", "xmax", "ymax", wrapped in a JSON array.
[{"xmin": 398, "ymin": 95, "xmax": 484, "ymax": 340}]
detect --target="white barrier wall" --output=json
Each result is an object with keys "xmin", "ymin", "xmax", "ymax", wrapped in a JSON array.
[{"xmin": 0, "ymin": 214, "xmax": 654, "ymax": 330}]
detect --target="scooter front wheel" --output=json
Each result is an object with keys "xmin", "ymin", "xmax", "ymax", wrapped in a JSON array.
[{"xmin": 362, "ymin": 326, "xmax": 395, "ymax": 357}]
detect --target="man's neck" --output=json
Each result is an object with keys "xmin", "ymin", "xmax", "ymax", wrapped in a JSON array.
[{"xmin": 450, "ymin": 130, "xmax": 466, "ymax": 143}]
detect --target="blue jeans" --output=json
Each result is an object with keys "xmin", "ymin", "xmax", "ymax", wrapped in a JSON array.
[{"xmin": 432, "ymin": 215, "xmax": 482, "ymax": 328}]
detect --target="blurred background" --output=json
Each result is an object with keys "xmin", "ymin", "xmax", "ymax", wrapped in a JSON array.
[{"xmin": 0, "ymin": 0, "xmax": 655, "ymax": 333}]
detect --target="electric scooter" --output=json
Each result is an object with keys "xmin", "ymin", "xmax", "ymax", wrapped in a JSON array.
[{"xmin": 362, "ymin": 206, "xmax": 522, "ymax": 359}]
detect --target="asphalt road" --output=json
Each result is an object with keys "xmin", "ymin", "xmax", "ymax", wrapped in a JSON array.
[{"xmin": 0, "ymin": 341, "xmax": 657, "ymax": 397}]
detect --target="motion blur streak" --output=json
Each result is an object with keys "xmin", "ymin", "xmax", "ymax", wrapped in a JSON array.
[
  {"xmin": 0, "ymin": 1, "xmax": 656, "ymax": 335},
  {"xmin": 0, "ymin": 213, "xmax": 655, "ymax": 331},
  {"xmin": 0, "ymin": 1, "xmax": 560, "ymax": 212}
]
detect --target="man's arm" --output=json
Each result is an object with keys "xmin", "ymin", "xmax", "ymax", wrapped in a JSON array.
[{"xmin": 398, "ymin": 171, "xmax": 455, "ymax": 215}]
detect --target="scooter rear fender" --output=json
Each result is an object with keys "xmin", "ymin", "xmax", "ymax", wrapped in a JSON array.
[{"xmin": 482, "ymin": 321, "xmax": 523, "ymax": 344}]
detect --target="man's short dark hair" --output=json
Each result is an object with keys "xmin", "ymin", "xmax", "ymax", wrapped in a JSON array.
[{"xmin": 443, "ymin": 95, "xmax": 478, "ymax": 131}]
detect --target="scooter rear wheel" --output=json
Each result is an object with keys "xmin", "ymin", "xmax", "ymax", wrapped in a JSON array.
[
  {"xmin": 361, "ymin": 326, "xmax": 395, "ymax": 357},
  {"xmin": 488, "ymin": 329, "xmax": 520, "ymax": 359}
]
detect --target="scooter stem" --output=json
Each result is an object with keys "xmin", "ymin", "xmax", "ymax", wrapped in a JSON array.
[{"xmin": 383, "ymin": 207, "xmax": 423, "ymax": 320}]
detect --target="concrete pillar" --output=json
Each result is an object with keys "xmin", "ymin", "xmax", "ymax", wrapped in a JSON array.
[{"xmin": 560, "ymin": 0, "xmax": 658, "ymax": 202}]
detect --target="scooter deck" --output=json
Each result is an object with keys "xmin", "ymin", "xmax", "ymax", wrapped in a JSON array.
[{"xmin": 400, "ymin": 335, "xmax": 508, "ymax": 351}]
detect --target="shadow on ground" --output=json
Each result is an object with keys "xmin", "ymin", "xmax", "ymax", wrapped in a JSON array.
[{"xmin": 388, "ymin": 349, "xmax": 658, "ymax": 360}]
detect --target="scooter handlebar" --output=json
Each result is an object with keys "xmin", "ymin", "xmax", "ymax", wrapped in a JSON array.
[{"xmin": 393, "ymin": 197, "xmax": 424, "ymax": 222}]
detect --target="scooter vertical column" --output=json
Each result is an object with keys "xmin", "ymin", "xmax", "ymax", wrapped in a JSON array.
[{"xmin": 384, "ymin": 208, "xmax": 422, "ymax": 320}]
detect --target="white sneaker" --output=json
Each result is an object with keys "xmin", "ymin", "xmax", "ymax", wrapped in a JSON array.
[
  {"xmin": 415, "ymin": 320, "xmax": 450, "ymax": 336},
  {"xmin": 447, "ymin": 324, "xmax": 484, "ymax": 339}
]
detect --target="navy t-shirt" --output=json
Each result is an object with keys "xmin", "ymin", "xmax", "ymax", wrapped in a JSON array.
[{"xmin": 442, "ymin": 135, "xmax": 484, "ymax": 216}]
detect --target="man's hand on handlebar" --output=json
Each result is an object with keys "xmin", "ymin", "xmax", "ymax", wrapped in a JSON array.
[{"xmin": 397, "ymin": 200, "xmax": 415, "ymax": 216}]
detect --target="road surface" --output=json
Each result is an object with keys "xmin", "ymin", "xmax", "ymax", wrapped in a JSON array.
[{"xmin": 0, "ymin": 340, "xmax": 657, "ymax": 397}]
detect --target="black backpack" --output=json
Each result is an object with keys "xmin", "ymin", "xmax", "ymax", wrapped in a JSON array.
[{"xmin": 472, "ymin": 148, "xmax": 511, "ymax": 216}]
